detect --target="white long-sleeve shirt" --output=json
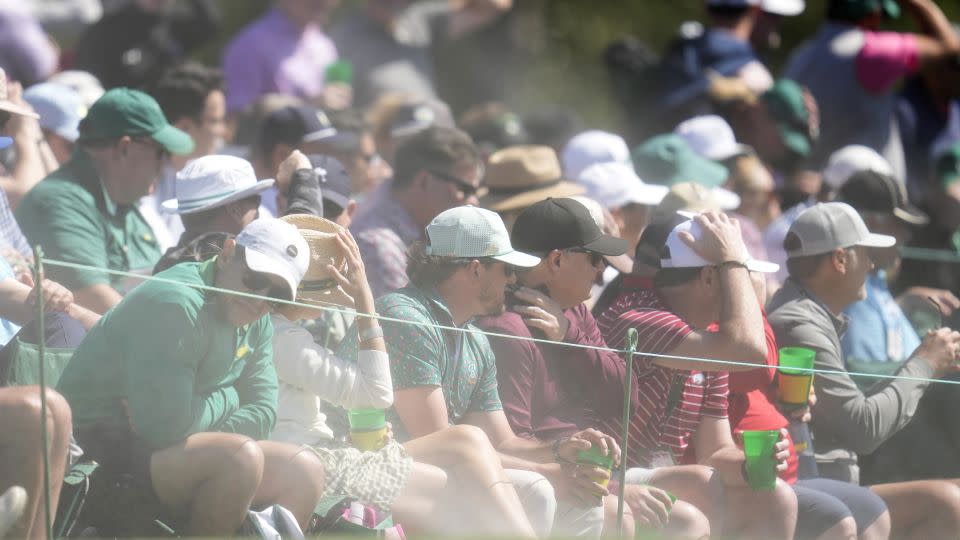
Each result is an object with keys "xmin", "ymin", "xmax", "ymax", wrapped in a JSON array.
[{"xmin": 270, "ymin": 313, "xmax": 393, "ymax": 446}]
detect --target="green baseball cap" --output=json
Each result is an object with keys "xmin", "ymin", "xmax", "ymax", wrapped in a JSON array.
[
  {"xmin": 763, "ymin": 79, "xmax": 816, "ymax": 159},
  {"xmin": 632, "ymin": 134, "xmax": 728, "ymax": 188},
  {"xmin": 829, "ymin": 0, "xmax": 900, "ymax": 21},
  {"xmin": 935, "ymin": 143, "xmax": 960, "ymax": 187},
  {"xmin": 78, "ymin": 88, "xmax": 194, "ymax": 155}
]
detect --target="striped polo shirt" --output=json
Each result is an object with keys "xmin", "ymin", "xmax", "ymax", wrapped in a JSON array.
[{"xmin": 597, "ymin": 288, "xmax": 729, "ymax": 468}]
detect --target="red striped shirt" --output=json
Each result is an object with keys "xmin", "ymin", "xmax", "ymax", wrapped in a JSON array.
[{"xmin": 597, "ymin": 288, "xmax": 729, "ymax": 468}]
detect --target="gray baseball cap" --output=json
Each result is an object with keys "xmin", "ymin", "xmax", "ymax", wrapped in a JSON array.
[{"xmin": 785, "ymin": 202, "xmax": 895, "ymax": 258}]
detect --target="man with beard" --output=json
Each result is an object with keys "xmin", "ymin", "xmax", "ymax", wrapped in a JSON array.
[{"xmin": 339, "ymin": 205, "xmax": 617, "ymax": 537}]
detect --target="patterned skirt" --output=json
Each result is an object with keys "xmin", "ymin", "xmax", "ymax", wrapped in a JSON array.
[{"xmin": 306, "ymin": 440, "xmax": 413, "ymax": 511}]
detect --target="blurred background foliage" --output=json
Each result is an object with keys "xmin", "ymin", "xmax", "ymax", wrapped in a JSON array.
[{"xmin": 199, "ymin": 0, "xmax": 960, "ymax": 130}]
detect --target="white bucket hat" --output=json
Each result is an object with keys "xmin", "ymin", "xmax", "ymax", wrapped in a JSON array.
[{"xmin": 163, "ymin": 155, "xmax": 274, "ymax": 214}]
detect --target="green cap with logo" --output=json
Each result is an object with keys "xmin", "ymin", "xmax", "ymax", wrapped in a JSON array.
[
  {"xmin": 78, "ymin": 88, "xmax": 194, "ymax": 155},
  {"xmin": 632, "ymin": 133, "xmax": 728, "ymax": 188},
  {"xmin": 829, "ymin": 0, "xmax": 900, "ymax": 21},
  {"xmin": 763, "ymin": 79, "xmax": 817, "ymax": 159}
]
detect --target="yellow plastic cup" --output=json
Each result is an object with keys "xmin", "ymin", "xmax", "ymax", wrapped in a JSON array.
[
  {"xmin": 778, "ymin": 347, "xmax": 815, "ymax": 410},
  {"xmin": 348, "ymin": 408, "xmax": 387, "ymax": 452}
]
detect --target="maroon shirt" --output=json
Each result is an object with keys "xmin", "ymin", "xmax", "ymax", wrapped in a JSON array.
[{"xmin": 478, "ymin": 303, "xmax": 639, "ymax": 441}]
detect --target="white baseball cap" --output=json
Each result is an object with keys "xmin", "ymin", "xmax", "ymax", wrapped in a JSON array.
[
  {"xmin": 235, "ymin": 218, "xmax": 310, "ymax": 301},
  {"xmin": 661, "ymin": 215, "xmax": 780, "ymax": 273},
  {"xmin": 163, "ymin": 155, "xmax": 274, "ymax": 214},
  {"xmin": 785, "ymin": 202, "xmax": 896, "ymax": 258},
  {"xmin": 561, "ymin": 130, "xmax": 631, "ymax": 180},
  {"xmin": 674, "ymin": 115, "xmax": 753, "ymax": 162},
  {"xmin": 822, "ymin": 145, "xmax": 893, "ymax": 191},
  {"xmin": 577, "ymin": 162, "xmax": 669, "ymax": 210},
  {"xmin": 706, "ymin": 0, "xmax": 805, "ymax": 16},
  {"xmin": 425, "ymin": 206, "xmax": 541, "ymax": 267}
]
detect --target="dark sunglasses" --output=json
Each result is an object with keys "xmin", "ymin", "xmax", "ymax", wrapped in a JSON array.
[
  {"xmin": 237, "ymin": 246, "xmax": 289, "ymax": 306},
  {"xmin": 567, "ymin": 247, "xmax": 606, "ymax": 267},
  {"xmin": 428, "ymin": 169, "xmax": 482, "ymax": 198}
]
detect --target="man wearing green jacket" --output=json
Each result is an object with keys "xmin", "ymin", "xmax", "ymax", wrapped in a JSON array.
[{"xmin": 57, "ymin": 218, "xmax": 326, "ymax": 535}]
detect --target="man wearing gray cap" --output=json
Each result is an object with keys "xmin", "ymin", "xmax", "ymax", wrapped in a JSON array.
[{"xmin": 767, "ymin": 201, "xmax": 960, "ymax": 538}]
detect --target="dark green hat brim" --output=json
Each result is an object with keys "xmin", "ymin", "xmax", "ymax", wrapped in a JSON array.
[{"xmin": 151, "ymin": 124, "xmax": 194, "ymax": 155}]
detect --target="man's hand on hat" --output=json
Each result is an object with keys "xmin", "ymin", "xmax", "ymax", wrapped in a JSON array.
[
  {"xmin": 679, "ymin": 212, "xmax": 749, "ymax": 266},
  {"xmin": 914, "ymin": 327, "xmax": 960, "ymax": 378},
  {"xmin": 511, "ymin": 286, "xmax": 569, "ymax": 341},
  {"xmin": 276, "ymin": 150, "xmax": 312, "ymax": 194}
]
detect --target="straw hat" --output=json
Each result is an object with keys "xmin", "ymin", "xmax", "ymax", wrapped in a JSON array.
[
  {"xmin": 480, "ymin": 145, "xmax": 585, "ymax": 213},
  {"xmin": 279, "ymin": 214, "xmax": 354, "ymax": 308}
]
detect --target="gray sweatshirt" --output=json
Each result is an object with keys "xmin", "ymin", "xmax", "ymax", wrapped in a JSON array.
[{"xmin": 767, "ymin": 279, "xmax": 935, "ymax": 484}]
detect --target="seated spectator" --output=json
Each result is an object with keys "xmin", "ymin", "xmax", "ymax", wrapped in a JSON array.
[
  {"xmin": 340, "ymin": 205, "xmax": 617, "ymax": 537},
  {"xmin": 15, "ymin": 88, "xmax": 194, "ymax": 314},
  {"xmin": 561, "ymin": 130, "xmax": 631, "ymax": 181},
  {"xmin": 597, "ymin": 212, "xmax": 798, "ymax": 539},
  {"xmin": 23, "ymin": 82, "xmax": 85, "ymax": 167},
  {"xmin": 367, "ymin": 97, "xmax": 455, "ymax": 165},
  {"xmin": 728, "ymin": 154, "xmax": 779, "ymax": 233},
  {"xmin": 57, "ymin": 218, "xmax": 327, "ymax": 535},
  {"xmin": 143, "ymin": 61, "xmax": 228, "ymax": 251},
  {"xmin": 153, "ymin": 155, "xmax": 272, "ymax": 274},
  {"xmin": 0, "ymin": 68, "xmax": 55, "ymax": 209},
  {"xmin": 767, "ymin": 201, "xmax": 960, "ymax": 537},
  {"xmin": 0, "ymin": 386, "xmax": 72, "ymax": 539},
  {"xmin": 351, "ymin": 126, "xmax": 482, "ymax": 298},
  {"xmin": 271, "ymin": 214, "xmax": 537, "ymax": 537},
  {"xmin": 674, "ymin": 114, "xmax": 754, "ymax": 168},
  {"xmin": 329, "ymin": 0, "xmax": 512, "ymax": 107},
  {"xmin": 223, "ymin": 0, "xmax": 337, "ymax": 114},
  {"xmin": 250, "ymin": 104, "xmax": 341, "ymax": 217},
  {"xmin": 784, "ymin": 0, "xmax": 960, "ymax": 179},
  {"xmin": 738, "ymin": 79, "xmax": 820, "ymax": 182},
  {"xmin": 822, "ymin": 145, "xmax": 895, "ymax": 194},
  {"xmin": 327, "ymin": 108, "xmax": 393, "ymax": 197},
  {"xmin": 222, "ymin": 93, "xmax": 304, "ymax": 161},
  {"xmin": 477, "ymin": 198, "xmax": 711, "ymax": 539},
  {"xmin": 74, "ymin": 0, "xmax": 220, "ymax": 90},
  {"xmin": 459, "ymin": 102, "xmax": 529, "ymax": 162},
  {"xmin": 479, "ymin": 145, "xmax": 584, "ymax": 230}
]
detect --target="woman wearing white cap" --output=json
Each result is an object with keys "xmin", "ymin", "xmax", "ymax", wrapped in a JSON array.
[{"xmin": 270, "ymin": 214, "xmax": 537, "ymax": 537}]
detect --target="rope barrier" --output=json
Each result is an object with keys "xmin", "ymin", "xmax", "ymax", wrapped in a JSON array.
[{"xmin": 37, "ymin": 257, "xmax": 960, "ymax": 386}]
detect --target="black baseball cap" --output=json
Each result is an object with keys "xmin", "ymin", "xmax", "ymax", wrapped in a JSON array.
[
  {"xmin": 837, "ymin": 170, "xmax": 928, "ymax": 226},
  {"xmin": 259, "ymin": 105, "xmax": 338, "ymax": 152},
  {"xmin": 308, "ymin": 154, "xmax": 352, "ymax": 211},
  {"xmin": 511, "ymin": 197, "xmax": 629, "ymax": 256},
  {"xmin": 634, "ymin": 212, "xmax": 690, "ymax": 270}
]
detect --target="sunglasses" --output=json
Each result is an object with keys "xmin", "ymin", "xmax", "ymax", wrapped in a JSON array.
[
  {"xmin": 567, "ymin": 247, "xmax": 606, "ymax": 267},
  {"xmin": 237, "ymin": 246, "xmax": 289, "ymax": 306},
  {"xmin": 428, "ymin": 169, "xmax": 482, "ymax": 198}
]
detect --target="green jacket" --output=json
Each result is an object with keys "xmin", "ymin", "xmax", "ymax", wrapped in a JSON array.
[{"xmin": 57, "ymin": 259, "xmax": 277, "ymax": 450}]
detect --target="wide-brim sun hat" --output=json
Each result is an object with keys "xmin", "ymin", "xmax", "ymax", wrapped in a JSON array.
[
  {"xmin": 279, "ymin": 213, "xmax": 355, "ymax": 308},
  {"xmin": 480, "ymin": 145, "xmax": 585, "ymax": 213},
  {"xmin": 162, "ymin": 155, "xmax": 274, "ymax": 214}
]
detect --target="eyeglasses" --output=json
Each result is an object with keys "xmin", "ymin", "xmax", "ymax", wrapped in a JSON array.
[
  {"xmin": 428, "ymin": 169, "xmax": 482, "ymax": 198},
  {"xmin": 567, "ymin": 247, "xmax": 606, "ymax": 268}
]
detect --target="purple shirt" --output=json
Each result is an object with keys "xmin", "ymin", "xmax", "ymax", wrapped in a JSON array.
[
  {"xmin": 350, "ymin": 182, "xmax": 421, "ymax": 299},
  {"xmin": 222, "ymin": 8, "xmax": 338, "ymax": 113},
  {"xmin": 478, "ymin": 304, "xmax": 639, "ymax": 441}
]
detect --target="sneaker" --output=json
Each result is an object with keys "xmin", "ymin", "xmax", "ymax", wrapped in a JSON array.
[{"xmin": 0, "ymin": 486, "xmax": 27, "ymax": 539}]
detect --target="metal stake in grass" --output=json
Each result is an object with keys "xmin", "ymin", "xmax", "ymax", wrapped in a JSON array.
[
  {"xmin": 617, "ymin": 328, "xmax": 637, "ymax": 536},
  {"xmin": 33, "ymin": 246, "xmax": 53, "ymax": 540}
]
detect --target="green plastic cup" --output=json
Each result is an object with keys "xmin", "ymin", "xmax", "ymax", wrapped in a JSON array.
[
  {"xmin": 742, "ymin": 430, "xmax": 779, "ymax": 491},
  {"xmin": 778, "ymin": 347, "xmax": 815, "ymax": 410},
  {"xmin": 348, "ymin": 408, "xmax": 387, "ymax": 451},
  {"xmin": 576, "ymin": 444, "xmax": 614, "ymax": 488}
]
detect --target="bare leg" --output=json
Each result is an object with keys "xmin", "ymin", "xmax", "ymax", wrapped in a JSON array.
[
  {"xmin": 816, "ymin": 517, "xmax": 858, "ymax": 540},
  {"xmin": 389, "ymin": 461, "xmax": 447, "ymax": 533},
  {"xmin": 602, "ymin": 495, "xmax": 634, "ymax": 538},
  {"xmin": 870, "ymin": 481, "xmax": 960, "ymax": 540},
  {"xmin": 860, "ymin": 510, "xmax": 891, "ymax": 540},
  {"xmin": 403, "ymin": 424, "xmax": 537, "ymax": 537},
  {"xmin": 723, "ymin": 480, "xmax": 797, "ymax": 540},
  {"xmin": 649, "ymin": 465, "xmax": 724, "ymax": 530},
  {"xmin": 253, "ymin": 441, "xmax": 326, "ymax": 529},
  {"xmin": 150, "ymin": 433, "xmax": 264, "ymax": 536},
  {"xmin": 0, "ymin": 386, "xmax": 71, "ymax": 540},
  {"xmin": 662, "ymin": 501, "xmax": 711, "ymax": 540}
]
